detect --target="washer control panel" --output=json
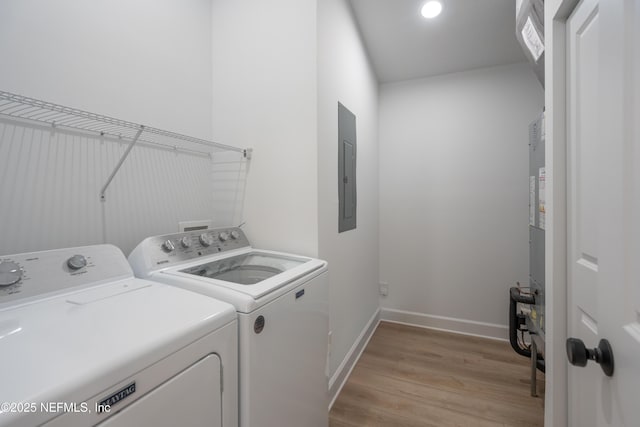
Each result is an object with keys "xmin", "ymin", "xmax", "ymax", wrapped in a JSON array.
[
  {"xmin": 129, "ymin": 227, "xmax": 250, "ymax": 272},
  {"xmin": 0, "ymin": 245, "xmax": 132, "ymax": 307}
]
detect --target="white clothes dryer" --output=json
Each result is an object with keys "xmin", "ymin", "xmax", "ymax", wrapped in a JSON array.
[
  {"xmin": 0, "ymin": 244, "xmax": 237, "ymax": 427},
  {"xmin": 129, "ymin": 227, "xmax": 329, "ymax": 427}
]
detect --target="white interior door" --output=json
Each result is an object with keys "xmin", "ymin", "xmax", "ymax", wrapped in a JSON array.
[
  {"xmin": 595, "ymin": 0, "xmax": 640, "ymax": 425},
  {"xmin": 567, "ymin": 0, "xmax": 640, "ymax": 425},
  {"xmin": 567, "ymin": 0, "xmax": 600, "ymax": 425}
]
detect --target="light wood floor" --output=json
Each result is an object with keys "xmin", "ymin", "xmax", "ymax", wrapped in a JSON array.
[{"xmin": 329, "ymin": 321, "xmax": 544, "ymax": 427}]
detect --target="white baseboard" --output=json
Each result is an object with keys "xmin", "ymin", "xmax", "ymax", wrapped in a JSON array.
[
  {"xmin": 380, "ymin": 308, "xmax": 509, "ymax": 341},
  {"xmin": 328, "ymin": 308, "xmax": 380, "ymax": 410}
]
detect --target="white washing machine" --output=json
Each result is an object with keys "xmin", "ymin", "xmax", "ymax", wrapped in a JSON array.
[
  {"xmin": 129, "ymin": 227, "xmax": 329, "ymax": 427},
  {"xmin": 0, "ymin": 244, "xmax": 238, "ymax": 427}
]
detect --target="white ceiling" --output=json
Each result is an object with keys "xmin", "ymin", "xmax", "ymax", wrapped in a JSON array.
[{"xmin": 348, "ymin": 0, "xmax": 527, "ymax": 83}]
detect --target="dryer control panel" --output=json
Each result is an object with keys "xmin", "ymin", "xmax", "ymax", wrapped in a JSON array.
[
  {"xmin": 128, "ymin": 227, "xmax": 250, "ymax": 275},
  {"xmin": 0, "ymin": 245, "xmax": 132, "ymax": 307}
]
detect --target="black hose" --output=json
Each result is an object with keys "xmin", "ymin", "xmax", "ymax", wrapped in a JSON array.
[
  {"xmin": 509, "ymin": 287, "xmax": 545, "ymax": 373},
  {"xmin": 509, "ymin": 287, "xmax": 533, "ymax": 357}
]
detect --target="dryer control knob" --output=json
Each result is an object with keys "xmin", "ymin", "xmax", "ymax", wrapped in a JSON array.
[
  {"xmin": 199, "ymin": 233, "xmax": 214, "ymax": 247},
  {"xmin": 230, "ymin": 230, "xmax": 240, "ymax": 240},
  {"xmin": 180, "ymin": 236, "xmax": 192, "ymax": 248},
  {"xmin": 219, "ymin": 232, "xmax": 229, "ymax": 242},
  {"xmin": 0, "ymin": 261, "xmax": 23, "ymax": 287},
  {"xmin": 67, "ymin": 255, "xmax": 87, "ymax": 270},
  {"xmin": 162, "ymin": 240, "xmax": 175, "ymax": 252}
]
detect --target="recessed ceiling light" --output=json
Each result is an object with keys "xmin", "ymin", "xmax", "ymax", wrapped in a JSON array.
[{"xmin": 421, "ymin": 1, "xmax": 442, "ymax": 19}]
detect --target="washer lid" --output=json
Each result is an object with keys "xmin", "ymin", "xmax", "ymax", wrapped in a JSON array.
[
  {"xmin": 179, "ymin": 252, "xmax": 308, "ymax": 285},
  {"xmin": 174, "ymin": 250, "xmax": 326, "ymax": 300},
  {"xmin": 0, "ymin": 278, "xmax": 236, "ymax": 425}
]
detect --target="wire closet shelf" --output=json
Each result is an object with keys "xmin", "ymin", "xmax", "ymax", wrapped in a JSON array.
[{"xmin": 0, "ymin": 90, "xmax": 251, "ymax": 200}]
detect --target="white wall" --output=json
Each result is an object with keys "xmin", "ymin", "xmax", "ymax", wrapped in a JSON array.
[
  {"xmin": 210, "ymin": 0, "xmax": 318, "ymax": 256},
  {"xmin": 0, "ymin": 0, "xmax": 247, "ymax": 256},
  {"xmin": 317, "ymin": 0, "xmax": 380, "ymax": 381},
  {"xmin": 0, "ymin": 0, "xmax": 213, "ymax": 139},
  {"xmin": 210, "ymin": 0, "xmax": 380, "ymax": 389},
  {"xmin": 379, "ymin": 63, "xmax": 543, "ymax": 335}
]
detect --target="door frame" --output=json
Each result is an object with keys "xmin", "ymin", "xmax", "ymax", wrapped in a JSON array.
[{"xmin": 544, "ymin": 0, "xmax": 581, "ymax": 425}]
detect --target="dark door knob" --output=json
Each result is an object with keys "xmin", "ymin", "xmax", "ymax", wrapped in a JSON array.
[{"xmin": 566, "ymin": 338, "xmax": 614, "ymax": 377}]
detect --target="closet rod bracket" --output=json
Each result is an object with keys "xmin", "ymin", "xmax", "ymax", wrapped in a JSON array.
[{"xmin": 100, "ymin": 126, "xmax": 144, "ymax": 202}]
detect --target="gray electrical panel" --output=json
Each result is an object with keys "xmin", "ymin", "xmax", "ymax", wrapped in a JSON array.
[
  {"xmin": 338, "ymin": 102, "xmax": 357, "ymax": 233},
  {"xmin": 529, "ymin": 113, "xmax": 545, "ymax": 334}
]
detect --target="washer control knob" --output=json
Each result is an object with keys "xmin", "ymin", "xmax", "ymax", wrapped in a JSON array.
[
  {"xmin": 180, "ymin": 236, "xmax": 192, "ymax": 248},
  {"xmin": 162, "ymin": 240, "xmax": 175, "ymax": 252},
  {"xmin": 199, "ymin": 233, "xmax": 214, "ymax": 247},
  {"xmin": 230, "ymin": 230, "xmax": 240, "ymax": 240},
  {"xmin": 219, "ymin": 232, "xmax": 230, "ymax": 242},
  {"xmin": 0, "ymin": 261, "xmax": 23, "ymax": 287},
  {"xmin": 67, "ymin": 255, "xmax": 87, "ymax": 270}
]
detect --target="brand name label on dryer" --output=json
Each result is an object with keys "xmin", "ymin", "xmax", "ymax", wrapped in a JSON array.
[{"xmin": 98, "ymin": 382, "xmax": 136, "ymax": 411}]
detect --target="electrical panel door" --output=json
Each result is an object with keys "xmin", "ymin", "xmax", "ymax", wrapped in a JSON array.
[{"xmin": 338, "ymin": 102, "xmax": 357, "ymax": 232}]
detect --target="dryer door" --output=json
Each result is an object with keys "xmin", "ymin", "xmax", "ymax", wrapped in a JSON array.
[{"xmin": 98, "ymin": 354, "xmax": 222, "ymax": 427}]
